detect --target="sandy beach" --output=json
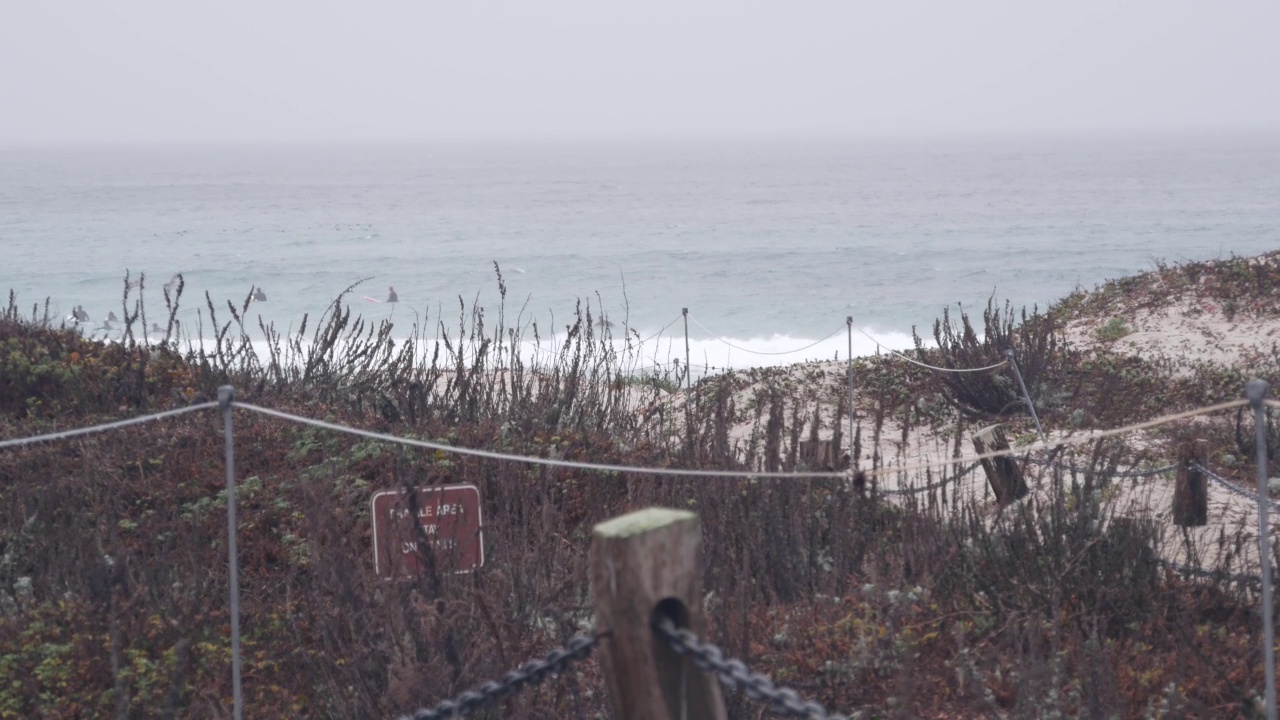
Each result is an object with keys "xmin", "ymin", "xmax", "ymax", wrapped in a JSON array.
[{"xmin": 637, "ymin": 256, "xmax": 1280, "ymax": 578}]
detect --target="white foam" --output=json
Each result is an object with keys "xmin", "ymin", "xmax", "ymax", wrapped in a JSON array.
[{"xmin": 158, "ymin": 322, "xmax": 922, "ymax": 378}]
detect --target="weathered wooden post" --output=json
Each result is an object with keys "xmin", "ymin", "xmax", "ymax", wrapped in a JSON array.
[
  {"xmin": 798, "ymin": 439, "xmax": 834, "ymax": 470},
  {"xmin": 1173, "ymin": 439, "xmax": 1209, "ymax": 526},
  {"xmin": 972, "ymin": 424, "xmax": 1029, "ymax": 505},
  {"xmin": 589, "ymin": 508, "xmax": 727, "ymax": 720}
]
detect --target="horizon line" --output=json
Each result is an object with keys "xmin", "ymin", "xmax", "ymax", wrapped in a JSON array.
[{"xmin": 3, "ymin": 125, "xmax": 1279, "ymax": 150}]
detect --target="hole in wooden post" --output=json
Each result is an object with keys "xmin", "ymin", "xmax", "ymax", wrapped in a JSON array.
[
  {"xmin": 652, "ymin": 598, "xmax": 693, "ymax": 717},
  {"xmin": 653, "ymin": 597, "xmax": 690, "ymax": 629}
]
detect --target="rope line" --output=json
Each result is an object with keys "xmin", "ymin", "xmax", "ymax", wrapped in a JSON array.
[
  {"xmin": 0, "ymin": 396, "xmax": 1254, "ymax": 484},
  {"xmin": 237, "ymin": 398, "xmax": 1246, "ymax": 483},
  {"xmin": 688, "ymin": 314, "xmax": 845, "ymax": 357},
  {"xmin": 854, "ymin": 327, "xmax": 1009, "ymax": 373},
  {"xmin": 634, "ymin": 314, "xmax": 684, "ymax": 346},
  {"xmin": 861, "ymin": 399, "xmax": 1249, "ymax": 480},
  {"xmin": 0, "ymin": 402, "xmax": 219, "ymax": 449},
  {"xmin": 233, "ymin": 402, "xmax": 846, "ymax": 479},
  {"xmin": 880, "ymin": 462, "xmax": 982, "ymax": 496},
  {"xmin": 630, "ymin": 360, "xmax": 730, "ymax": 373}
]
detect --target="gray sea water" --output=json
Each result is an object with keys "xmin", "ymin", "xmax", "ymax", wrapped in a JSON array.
[{"xmin": 2, "ymin": 133, "xmax": 1278, "ymax": 368}]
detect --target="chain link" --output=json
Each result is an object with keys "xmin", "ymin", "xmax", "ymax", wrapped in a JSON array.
[
  {"xmin": 1193, "ymin": 461, "xmax": 1280, "ymax": 511},
  {"xmin": 1157, "ymin": 558, "xmax": 1265, "ymax": 587},
  {"xmin": 1101, "ymin": 462, "xmax": 1179, "ymax": 478},
  {"xmin": 396, "ymin": 633, "xmax": 599, "ymax": 720},
  {"xmin": 652, "ymin": 617, "xmax": 849, "ymax": 720},
  {"xmin": 1021, "ymin": 455, "xmax": 1178, "ymax": 478}
]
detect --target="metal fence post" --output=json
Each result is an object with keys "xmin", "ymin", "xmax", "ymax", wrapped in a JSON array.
[
  {"xmin": 1247, "ymin": 379, "xmax": 1276, "ymax": 720},
  {"xmin": 219, "ymin": 385, "xmax": 244, "ymax": 720},
  {"xmin": 682, "ymin": 308, "xmax": 691, "ymax": 390},
  {"xmin": 846, "ymin": 316, "xmax": 855, "ymax": 472},
  {"xmin": 1004, "ymin": 348, "xmax": 1045, "ymax": 444}
]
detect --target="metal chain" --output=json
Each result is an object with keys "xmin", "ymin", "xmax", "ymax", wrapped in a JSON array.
[
  {"xmin": 1157, "ymin": 559, "xmax": 1264, "ymax": 587},
  {"xmin": 652, "ymin": 617, "xmax": 849, "ymax": 720},
  {"xmin": 1021, "ymin": 455, "xmax": 1178, "ymax": 478},
  {"xmin": 1193, "ymin": 462, "xmax": 1280, "ymax": 511},
  {"xmin": 1102, "ymin": 462, "xmax": 1178, "ymax": 478},
  {"xmin": 396, "ymin": 633, "xmax": 600, "ymax": 720}
]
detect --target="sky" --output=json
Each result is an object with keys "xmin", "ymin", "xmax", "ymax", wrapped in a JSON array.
[{"xmin": 2, "ymin": 1, "xmax": 1278, "ymax": 144}]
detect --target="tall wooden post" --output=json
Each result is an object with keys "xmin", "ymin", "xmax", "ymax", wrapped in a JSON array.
[
  {"xmin": 972, "ymin": 425, "xmax": 1029, "ymax": 505},
  {"xmin": 1173, "ymin": 439, "xmax": 1208, "ymax": 526},
  {"xmin": 589, "ymin": 508, "xmax": 727, "ymax": 720}
]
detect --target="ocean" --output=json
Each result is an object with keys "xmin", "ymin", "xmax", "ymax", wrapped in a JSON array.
[{"xmin": 2, "ymin": 133, "xmax": 1278, "ymax": 370}]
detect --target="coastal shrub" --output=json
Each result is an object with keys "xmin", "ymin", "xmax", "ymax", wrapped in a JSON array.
[
  {"xmin": 0, "ymin": 299, "xmax": 192, "ymax": 419},
  {"xmin": 1096, "ymin": 316, "xmax": 1131, "ymax": 342},
  {"xmin": 5, "ymin": 257, "xmax": 1280, "ymax": 718},
  {"xmin": 911, "ymin": 298, "xmax": 1074, "ymax": 420},
  {"xmin": 937, "ymin": 472, "xmax": 1161, "ymax": 624}
]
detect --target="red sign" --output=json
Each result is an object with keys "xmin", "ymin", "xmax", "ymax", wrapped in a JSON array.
[{"xmin": 371, "ymin": 485, "xmax": 484, "ymax": 577}]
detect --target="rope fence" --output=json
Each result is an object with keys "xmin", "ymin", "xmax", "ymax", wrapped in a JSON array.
[
  {"xmin": 633, "ymin": 313, "xmax": 684, "ymax": 345},
  {"xmin": 878, "ymin": 461, "xmax": 982, "ymax": 496},
  {"xmin": 0, "ymin": 396, "xmax": 1265, "ymax": 485},
  {"xmin": 0, "ymin": 396, "xmax": 1257, "ymax": 483},
  {"xmin": 855, "ymin": 326, "xmax": 1009, "ymax": 373},
  {"xmin": 2, "ymin": 384, "xmax": 1279, "ymax": 719},
  {"xmin": 688, "ymin": 314, "xmax": 847, "ymax": 357},
  {"xmin": 0, "ymin": 401, "xmax": 218, "ymax": 449}
]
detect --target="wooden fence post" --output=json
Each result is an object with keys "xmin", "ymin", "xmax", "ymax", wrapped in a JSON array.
[
  {"xmin": 972, "ymin": 424, "xmax": 1029, "ymax": 505},
  {"xmin": 1174, "ymin": 439, "xmax": 1209, "ymax": 526},
  {"xmin": 589, "ymin": 508, "xmax": 727, "ymax": 720},
  {"xmin": 798, "ymin": 439, "xmax": 834, "ymax": 470}
]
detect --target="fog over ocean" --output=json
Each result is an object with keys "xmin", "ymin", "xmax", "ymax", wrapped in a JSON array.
[{"xmin": 3, "ymin": 133, "xmax": 1278, "ymax": 369}]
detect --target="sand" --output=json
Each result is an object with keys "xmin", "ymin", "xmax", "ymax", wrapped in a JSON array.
[{"xmin": 647, "ymin": 289, "xmax": 1280, "ymax": 578}]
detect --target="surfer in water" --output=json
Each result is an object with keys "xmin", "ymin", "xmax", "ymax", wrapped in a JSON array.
[
  {"xmin": 364, "ymin": 286, "xmax": 399, "ymax": 303},
  {"xmin": 252, "ymin": 287, "xmax": 267, "ymax": 302}
]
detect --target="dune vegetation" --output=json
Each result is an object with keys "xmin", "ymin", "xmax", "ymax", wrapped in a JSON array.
[{"xmin": 4, "ymin": 254, "xmax": 1280, "ymax": 718}]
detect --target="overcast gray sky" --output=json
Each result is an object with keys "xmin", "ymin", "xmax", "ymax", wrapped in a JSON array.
[{"xmin": 2, "ymin": 1, "xmax": 1277, "ymax": 144}]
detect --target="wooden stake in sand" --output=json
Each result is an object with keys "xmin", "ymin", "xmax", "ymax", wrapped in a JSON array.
[
  {"xmin": 1173, "ymin": 439, "xmax": 1208, "ymax": 527},
  {"xmin": 972, "ymin": 424, "xmax": 1029, "ymax": 505}
]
